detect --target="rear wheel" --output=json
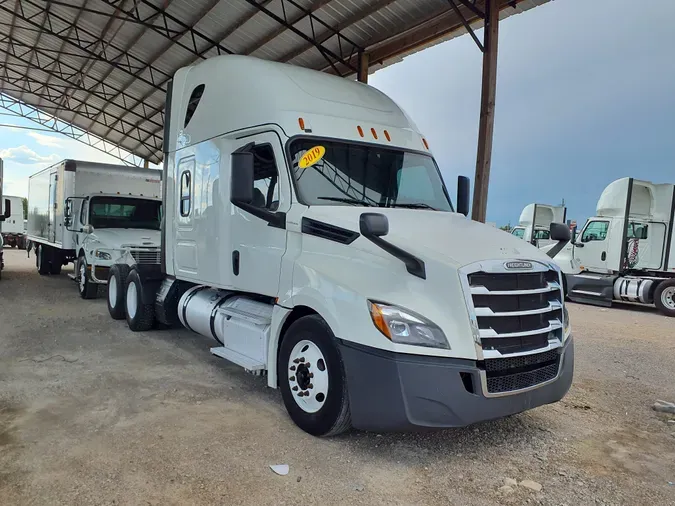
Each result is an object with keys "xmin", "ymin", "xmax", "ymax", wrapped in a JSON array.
[
  {"xmin": 77, "ymin": 255, "xmax": 98, "ymax": 299},
  {"xmin": 278, "ymin": 315, "xmax": 351, "ymax": 437},
  {"xmin": 654, "ymin": 280, "xmax": 675, "ymax": 317},
  {"xmin": 49, "ymin": 250, "xmax": 62, "ymax": 275},
  {"xmin": 107, "ymin": 264, "xmax": 131, "ymax": 320},
  {"xmin": 125, "ymin": 269, "xmax": 155, "ymax": 331},
  {"xmin": 37, "ymin": 245, "xmax": 51, "ymax": 275}
]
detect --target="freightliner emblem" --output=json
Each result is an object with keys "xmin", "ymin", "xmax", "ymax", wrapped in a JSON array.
[{"xmin": 504, "ymin": 261, "xmax": 533, "ymax": 270}]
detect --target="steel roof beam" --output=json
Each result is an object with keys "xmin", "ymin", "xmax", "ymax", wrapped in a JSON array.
[
  {"xmin": 17, "ymin": 0, "xmax": 54, "ymax": 103},
  {"xmin": 0, "ymin": 0, "xmax": 21, "ymax": 93},
  {"xmin": 240, "ymin": 0, "xmax": 358, "ymax": 74},
  {"xmin": 279, "ymin": 0, "xmax": 397, "ymax": 69},
  {"xmin": 0, "ymin": 34, "xmax": 163, "ymax": 132},
  {"xmin": 0, "ymin": 94, "xmax": 148, "ymax": 166}
]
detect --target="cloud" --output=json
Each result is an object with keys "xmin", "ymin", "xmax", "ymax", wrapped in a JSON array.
[
  {"xmin": 28, "ymin": 132, "xmax": 62, "ymax": 148},
  {"xmin": 0, "ymin": 145, "xmax": 60, "ymax": 165}
]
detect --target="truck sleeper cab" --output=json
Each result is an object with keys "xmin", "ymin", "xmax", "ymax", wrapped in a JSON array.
[{"xmin": 107, "ymin": 55, "xmax": 574, "ymax": 436}]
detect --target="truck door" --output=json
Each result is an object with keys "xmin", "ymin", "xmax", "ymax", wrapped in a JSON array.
[
  {"xmin": 576, "ymin": 220, "xmax": 611, "ymax": 272},
  {"xmin": 229, "ymin": 132, "xmax": 289, "ymax": 297},
  {"xmin": 48, "ymin": 172, "xmax": 58, "ymax": 243}
]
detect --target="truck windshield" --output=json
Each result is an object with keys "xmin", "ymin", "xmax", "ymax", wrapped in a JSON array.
[
  {"xmin": 89, "ymin": 197, "xmax": 162, "ymax": 230},
  {"xmin": 289, "ymin": 139, "xmax": 453, "ymax": 211}
]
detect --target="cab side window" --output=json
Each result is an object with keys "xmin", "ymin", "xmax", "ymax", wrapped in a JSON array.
[
  {"xmin": 251, "ymin": 144, "xmax": 280, "ymax": 211},
  {"xmin": 80, "ymin": 200, "xmax": 88, "ymax": 225},
  {"xmin": 511, "ymin": 228, "xmax": 525, "ymax": 239},
  {"xmin": 533, "ymin": 230, "xmax": 550, "ymax": 240},
  {"xmin": 581, "ymin": 221, "xmax": 609, "ymax": 242}
]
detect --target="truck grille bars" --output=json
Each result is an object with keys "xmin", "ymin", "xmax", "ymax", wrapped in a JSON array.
[{"xmin": 459, "ymin": 260, "xmax": 566, "ymax": 396}]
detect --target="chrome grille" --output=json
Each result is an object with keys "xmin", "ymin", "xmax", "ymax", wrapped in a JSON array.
[
  {"xmin": 461, "ymin": 260, "xmax": 565, "ymax": 358},
  {"xmin": 128, "ymin": 248, "xmax": 160, "ymax": 265}
]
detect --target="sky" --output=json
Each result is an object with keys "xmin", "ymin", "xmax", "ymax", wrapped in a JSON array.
[{"xmin": 1, "ymin": 0, "xmax": 674, "ymax": 226}]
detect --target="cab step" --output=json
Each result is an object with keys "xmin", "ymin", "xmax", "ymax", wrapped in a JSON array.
[{"xmin": 210, "ymin": 346, "xmax": 266, "ymax": 372}]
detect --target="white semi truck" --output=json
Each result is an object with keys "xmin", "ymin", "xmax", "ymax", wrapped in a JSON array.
[
  {"xmin": 1, "ymin": 195, "xmax": 27, "ymax": 249},
  {"xmin": 511, "ymin": 203, "xmax": 567, "ymax": 248},
  {"xmin": 104, "ymin": 55, "xmax": 574, "ymax": 436},
  {"xmin": 27, "ymin": 160, "xmax": 162, "ymax": 298},
  {"xmin": 545, "ymin": 177, "xmax": 675, "ymax": 316},
  {"xmin": 0, "ymin": 158, "xmax": 14, "ymax": 279}
]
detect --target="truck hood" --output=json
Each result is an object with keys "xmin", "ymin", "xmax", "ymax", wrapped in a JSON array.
[
  {"xmin": 87, "ymin": 228, "xmax": 161, "ymax": 249},
  {"xmin": 302, "ymin": 206, "xmax": 555, "ymax": 268}
]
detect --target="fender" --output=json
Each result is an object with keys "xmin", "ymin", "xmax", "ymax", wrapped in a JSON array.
[{"xmin": 133, "ymin": 264, "xmax": 164, "ymax": 304}]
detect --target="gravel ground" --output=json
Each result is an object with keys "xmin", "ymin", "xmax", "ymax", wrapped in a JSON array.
[{"xmin": 1, "ymin": 247, "xmax": 674, "ymax": 506}]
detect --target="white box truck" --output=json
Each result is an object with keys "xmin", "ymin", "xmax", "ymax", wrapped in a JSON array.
[
  {"xmin": 545, "ymin": 177, "xmax": 675, "ymax": 316},
  {"xmin": 104, "ymin": 55, "xmax": 574, "ymax": 436},
  {"xmin": 511, "ymin": 203, "xmax": 567, "ymax": 248},
  {"xmin": 0, "ymin": 158, "xmax": 14, "ymax": 279},
  {"xmin": 27, "ymin": 160, "xmax": 162, "ymax": 298},
  {"xmin": 1, "ymin": 195, "xmax": 27, "ymax": 249}
]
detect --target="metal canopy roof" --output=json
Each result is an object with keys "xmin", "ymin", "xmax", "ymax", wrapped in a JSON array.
[{"xmin": 0, "ymin": 0, "xmax": 547, "ymax": 165}]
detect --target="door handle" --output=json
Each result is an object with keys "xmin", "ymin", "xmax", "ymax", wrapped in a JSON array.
[{"xmin": 601, "ymin": 251, "xmax": 606, "ymax": 261}]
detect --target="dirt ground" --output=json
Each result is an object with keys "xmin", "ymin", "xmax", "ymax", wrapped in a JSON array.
[{"xmin": 1, "ymin": 247, "xmax": 674, "ymax": 506}]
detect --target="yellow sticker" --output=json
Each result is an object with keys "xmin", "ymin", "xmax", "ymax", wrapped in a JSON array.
[{"xmin": 298, "ymin": 146, "xmax": 325, "ymax": 169}]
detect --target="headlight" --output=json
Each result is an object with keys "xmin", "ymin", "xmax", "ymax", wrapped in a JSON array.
[
  {"xmin": 562, "ymin": 305, "xmax": 571, "ymax": 339},
  {"xmin": 368, "ymin": 301, "xmax": 449, "ymax": 349},
  {"xmin": 94, "ymin": 250, "xmax": 112, "ymax": 260}
]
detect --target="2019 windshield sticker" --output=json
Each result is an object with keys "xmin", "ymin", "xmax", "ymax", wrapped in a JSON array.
[{"xmin": 298, "ymin": 146, "xmax": 326, "ymax": 169}]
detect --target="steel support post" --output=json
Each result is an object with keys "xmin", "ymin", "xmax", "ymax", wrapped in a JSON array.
[{"xmin": 471, "ymin": 0, "xmax": 499, "ymax": 222}]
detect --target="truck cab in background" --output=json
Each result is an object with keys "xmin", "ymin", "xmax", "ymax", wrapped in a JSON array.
[
  {"xmin": 547, "ymin": 177, "xmax": 675, "ymax": 316},
  {"xmin": 511, "ymin": 203, "xmax": 567, "ymax": 248},
  {"xmin": 105, "ymin": 55, "xmax": 574, "ymax": 436},
  {"xmin": 1, "ymin": 195, "xmax": 27, "ymax": 249},
  {"xmin": 26, "ymin": 160, "xmax": 162, "ymax": 299},
  {"xmin": 0, "ymin": 158, "xmax": 11, "ymax": 279}
]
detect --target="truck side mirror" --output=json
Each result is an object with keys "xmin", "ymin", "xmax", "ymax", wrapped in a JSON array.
[
  {"xmin": 456, "ymin": 176, "xmax": 470, "ymax": 217},
  {"xmin": 64, "ymin": 198, "xmax": 73, "ymax": 226},
  {"xmin": 550, "ymin": 222, "xmax": 571, "ymax": 242},
  {"xmin": 82, "ymin": 224, "xmax": 94, "ymax": 235},
  {"xmin": 1, "ymin": 198, "xmax": 10, "ymax": 220},
  {"xmin": 230, "ymin": 151, "xmax": 254, "ymax": 204},
  {"xmin": 360, "ymin": 213, "xmax": 389, "ymax": 237}
]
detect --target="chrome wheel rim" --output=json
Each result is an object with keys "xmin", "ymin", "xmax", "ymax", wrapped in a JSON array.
[
  {"xmin": 109, "ymin": 275, "xmax": 117, "ymax": 308},
  {"xmin": 288, "ymin": 340, "xmax": 329, "ymax": 413},
  {"xmin": 126, "ymin": 282, "xmax": 138, "ymax": 319},
  {"xmin": 79, "ymin": 263, "xmax": 86, "ymax": 292},
  {"xmin": 662, "ymin": 286, "xmax": 675, "ymax": 310}
]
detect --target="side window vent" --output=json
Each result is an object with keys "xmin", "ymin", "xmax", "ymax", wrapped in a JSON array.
[
  {"xmin": 301, "ymin": 218, "xmax": 359, "ymax": 245},
  {"xmin": 184, "ymin": 84, "xmax": 205, "ymax": 128}
]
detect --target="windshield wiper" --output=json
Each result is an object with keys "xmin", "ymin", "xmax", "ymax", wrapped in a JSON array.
[
  {"xmin": 390, "ymin": 203, "xmax": 437, "ymax": 210},
  {"xmin": 317, "ymin": 197, "xmax": 373, "ymax": 207}
]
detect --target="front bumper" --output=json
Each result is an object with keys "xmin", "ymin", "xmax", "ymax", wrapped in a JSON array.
[{"xmin": 340, "ymin": 336, "xmax": 574, "ymax": 431}]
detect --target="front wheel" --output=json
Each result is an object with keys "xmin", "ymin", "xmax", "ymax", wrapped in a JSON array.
[
  {"xmin": 654, "ymin": 280, "xmax": 675, "ymax": 317},
  {"xmin": 77, "ymin": 256, "xmax": 98, "ymax": 299},
  {"xmin": 125, "ymin": 269, "xmax": 155, "ymax": 331},
  {"xmin": 278, "ymin": 315, "xmax": 351, "ymax": 437}
]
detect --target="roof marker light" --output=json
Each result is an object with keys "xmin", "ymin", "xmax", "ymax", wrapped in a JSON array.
[
  {"xmin": 371, "ymin": 128, "xmax": 378, "ymax": 140},
  {"xmin": 357, "ymin": 125, "xmax": 364, "ymax": 137},
  {"xmin": 384, "ymin": 130, "xmax": 391, "ymax": 142},
  {"xmin": 422, "ymin": 138, "xmax": 429, "ymax": 150},
  {"xmin": 298, "ymin": 118, "xmax": 305, "ymax": 130}
]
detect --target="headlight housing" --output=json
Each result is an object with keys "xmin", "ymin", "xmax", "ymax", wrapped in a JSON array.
[
  {"xmin": 368, "ymin": 301, "xmax": 449, "ymax": 349},
  {"xmin": 94, "ymin": 249, "xmax": 112, "ymax": 260},
  {"xmin": 562, "ymin": 304, "xmax": 571, "ymax": 340}
]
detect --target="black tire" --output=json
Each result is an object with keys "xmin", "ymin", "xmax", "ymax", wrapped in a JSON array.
[
  {"xmin": 278, "ymin": 315, "xmax": 352, "ymax": 437},
  {"xmin": 107, "ymin": 264, "xmax": 131, "ymax": 320},
  {"xmin": 125, "ymin": 269, "xmax": 155, "ymax": 331},
  {"xmin": 77, "ymin": 255, "xmax": 98, "ymax": 299},
  {"xmin": 37, "ymin": 245, "xmax": 51, "ymax": 275},
  {"xmin": 654, "ymin": 279, "xmax": 675, "ymax": 317},
  {"xmin": 50, "ymin": 250, "xmax": 62, "ymax": 275}
]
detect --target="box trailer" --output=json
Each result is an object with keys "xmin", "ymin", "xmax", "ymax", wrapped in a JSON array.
[
  {"xmin": 546, "ymin": 177, "xmax": 675, "ymax": 316},
  {"xmin": 27, "ymin": 160, "xmax": 162, "ymax": 298},
  {"xmin": 103, "ymin": 55, "xmax": 574, "ymax": 436}
]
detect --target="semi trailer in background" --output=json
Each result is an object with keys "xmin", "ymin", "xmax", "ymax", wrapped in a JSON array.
[
  {"xmin": 1, "ymin": 195, "xmax": 27, "ymax": 249},
  {"xmin": 545, "ymin": 177, "xmax": 675, "ymax": 316},
  {"xmin": 0, "ymin": 158, "xmax": 13, "ymax": 279},
  {"xmin": 26, "ymin": 160, "xmax": 162, "ymax": 298},
  {"xmin": 511, "ymin": 203, "xmax": 567, "ymax": 248},
  {"xmin": 103, "ymin": 55, "xmax": 574, "ymax": 436}
]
